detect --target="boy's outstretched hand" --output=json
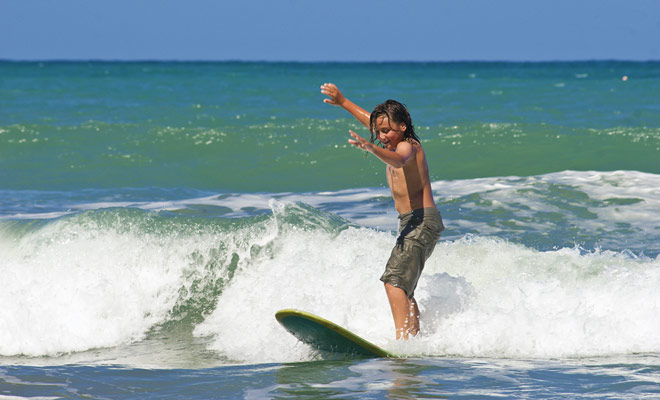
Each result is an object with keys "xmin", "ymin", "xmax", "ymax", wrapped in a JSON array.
[
  {"xmin": 321, "ymin": 83, "xmax": 345, "ymax": 106},
  {"xmin": 348, "ymin": 130, "xmax": 373, "ymax": 152}
]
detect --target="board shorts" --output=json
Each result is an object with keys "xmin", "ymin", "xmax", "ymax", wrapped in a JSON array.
[{"xmin": 380, "ymin": 207, "xmax": 444, "ymax": 299}]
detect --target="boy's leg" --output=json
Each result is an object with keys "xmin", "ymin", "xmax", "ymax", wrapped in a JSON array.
[
  {"xmin": 409, "ymin": 296, "xmax": 420, "ymax": 336},
  {"xmin": 385, "ymin": 283, "xmax": 419, "ymax": 340}
]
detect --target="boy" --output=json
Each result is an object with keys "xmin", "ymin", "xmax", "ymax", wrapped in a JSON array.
[{"xmin": 321, "ymin": 83, "xmax": 444, "ymax": 340}]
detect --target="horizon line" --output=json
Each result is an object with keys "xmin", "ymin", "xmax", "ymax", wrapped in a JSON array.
[{"xmin": 2, "ymin": 58, "xmax": 660, "ymax": 64}]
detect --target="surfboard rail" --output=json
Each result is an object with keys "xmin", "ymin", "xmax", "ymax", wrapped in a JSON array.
[{"xmin": 275, "ymin": 309, "xmax": 398, "ymax": 358}]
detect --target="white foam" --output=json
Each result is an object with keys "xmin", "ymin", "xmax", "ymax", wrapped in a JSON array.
[
  {"xmin": 3, "ymin": 171, "xmax": 660, "ymax": 361},
  {"xmin": 412, "ymin": 236, "xmax": 660, "ymax": 358},
  {"xmin": 195, "ymin": 214, "xmax": 660, "ymax": 362},
  {"xmin": 194, "ymin": 224, "xmax": 396, "ymax": 363},
  {"xmin": 0, "ymin": 214, "xmax": 266, "ymax": 357}
]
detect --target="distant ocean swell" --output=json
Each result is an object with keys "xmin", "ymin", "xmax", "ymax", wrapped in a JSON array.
[{"xmin": 1, "ymin": 120, "xmax": 659, "ymax": 191}]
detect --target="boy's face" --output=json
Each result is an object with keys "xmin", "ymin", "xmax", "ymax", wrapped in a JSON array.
[{"xmin": 374, "ymin": 116, "xmax": 406, "ymax": 149}]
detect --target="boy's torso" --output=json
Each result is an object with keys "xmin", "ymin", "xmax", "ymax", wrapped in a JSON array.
[{"xmin": 386, "ymin": 143, "xmax": 436, "ymax": 215}]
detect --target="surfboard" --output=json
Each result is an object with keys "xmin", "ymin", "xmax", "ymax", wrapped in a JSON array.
[{"xmin": 275, "ymin": 309, "xmax": 398, "ymax": 358}]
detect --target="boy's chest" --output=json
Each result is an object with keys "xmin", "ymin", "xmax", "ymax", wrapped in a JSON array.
[{"xmin": 386, "ymin": 165, "xmax": 407, "ymax": 195}]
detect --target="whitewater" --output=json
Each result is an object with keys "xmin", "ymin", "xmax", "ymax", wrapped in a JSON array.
[{"xmin": 2, "ymin": 171, "xmax": 659, "ymax": 366}]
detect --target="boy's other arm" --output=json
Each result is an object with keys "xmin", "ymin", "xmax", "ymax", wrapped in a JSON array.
[
  {"xmin": 348, "ymin": 130, "xmax": 414, "ymax": 168},
  {"xmin": 321, "ymin": 83, "xmax": 371, "ymax": 128}
]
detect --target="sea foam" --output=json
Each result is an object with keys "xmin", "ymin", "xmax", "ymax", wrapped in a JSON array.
[
  {"xmin": 195, "ymin": 202, "xmax": 660, "ymax": 363},
  {"xmin": 0, "ymin": 209, "xmax": 270, "ymax": 357},
  {"xmin": 1, "ymin": 173, "xmax": 659, "ymax": 362}
]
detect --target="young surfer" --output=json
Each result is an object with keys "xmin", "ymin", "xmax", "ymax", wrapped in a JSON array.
[{"xmin": 321, "ymin": 83, "xmax": 444, "ymax": 340}]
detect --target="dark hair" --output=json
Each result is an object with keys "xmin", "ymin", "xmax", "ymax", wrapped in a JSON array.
[{"xmin": 369, "ymin": 99, "xmax": 421, "ymax": 145}]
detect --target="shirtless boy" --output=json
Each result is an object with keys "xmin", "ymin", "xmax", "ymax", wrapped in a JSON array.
[{"xmin": 321, "ymin": 83, "xmax": 444, "ymax": 340}]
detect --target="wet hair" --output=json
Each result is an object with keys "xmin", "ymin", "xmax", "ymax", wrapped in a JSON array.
[{"xmin": 369, "ymin": 99, "xmax": 421, "ymax": 145}]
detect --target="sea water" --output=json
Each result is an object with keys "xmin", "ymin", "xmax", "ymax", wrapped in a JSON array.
[{"xmin": 1, "ymin": 61, "xmax": 660, "ymax": 398}]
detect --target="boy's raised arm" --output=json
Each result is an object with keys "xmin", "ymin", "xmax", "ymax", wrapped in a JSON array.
[
  {"xmin": 347, "ymin": 130, "xmax": 414, "ymax": 169},
  {"xmin": 321, "ymin": 83, "xmax": 371, "ymax": 128}
]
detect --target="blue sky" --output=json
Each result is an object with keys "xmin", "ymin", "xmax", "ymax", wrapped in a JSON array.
[{"xmin": 1, "ymin": 0, "xmax": 659, "ymax": 61}]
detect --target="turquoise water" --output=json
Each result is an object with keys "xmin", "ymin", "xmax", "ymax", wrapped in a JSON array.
[
  {"xmin": 1, "ymin": 61, "xmax": 660, "ymax": 398},
  {"xmin": 2, "ymin": 62, "xmax": 659, "ymax": 191}
]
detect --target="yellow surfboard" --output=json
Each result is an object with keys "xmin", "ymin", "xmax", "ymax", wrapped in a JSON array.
[{"xmin": 276, "ymin": 309, "xmax": 398, "ymax": 358}]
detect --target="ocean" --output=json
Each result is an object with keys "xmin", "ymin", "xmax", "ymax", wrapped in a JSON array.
[{"xmin": 1, "ymin": 61, "xmax": 659, "ymax": 398}]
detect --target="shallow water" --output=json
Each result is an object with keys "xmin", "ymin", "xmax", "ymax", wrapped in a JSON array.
[{"xmin": 3, "ymin": 357, "xmax": 660, "ymax": 399}]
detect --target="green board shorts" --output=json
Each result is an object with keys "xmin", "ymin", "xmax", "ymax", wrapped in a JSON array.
[{"xmin": 380, "ymin": 207, "xmax": 444, "ymax": 299}]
